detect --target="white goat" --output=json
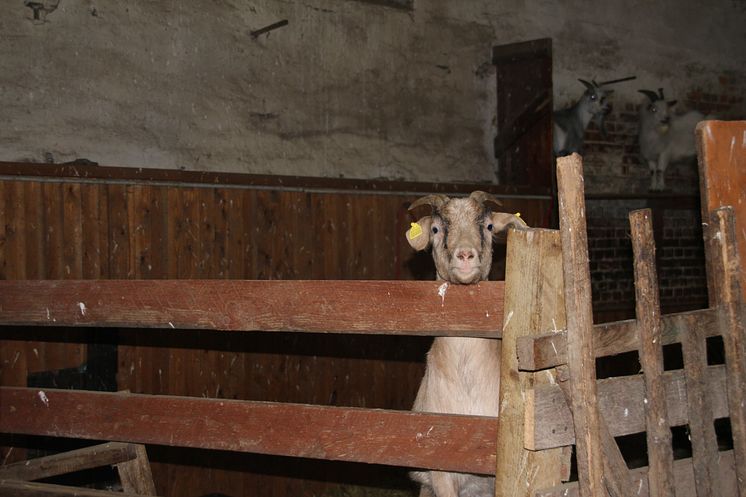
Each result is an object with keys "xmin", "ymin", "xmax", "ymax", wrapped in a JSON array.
[
  {"xmin": 553, "ymin": 79, "xmax": 613, "ymax": 157},
  {"xmin": 638, "ymin": 88, "xmax": 704, "ymax": 191},
  {"xmin": 405, "ymin": 191, "xmax": 526, "ymax": 497}
]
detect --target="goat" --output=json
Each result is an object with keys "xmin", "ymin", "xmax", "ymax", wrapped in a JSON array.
[
  {"xmin": 553, "ymin": 79, "xmax": 613, "ymax": 157},
  {"xmin": 405, "ymin": 191, "xmax": 527, "ymax": 497},
  {"xmin": 638, "ymin": 88, "xmax": 704, "ymax": 191}
]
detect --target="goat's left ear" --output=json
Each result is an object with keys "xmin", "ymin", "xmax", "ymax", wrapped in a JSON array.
[
  {"xmin": 488, "ymin": 212, "xmax": 529, "ymax": 234},
  {"xmin": 406, "ymin": 216, "xmax": 433, "ymax": 251}
]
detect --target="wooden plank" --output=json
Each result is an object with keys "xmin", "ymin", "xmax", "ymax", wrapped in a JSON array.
[
  {"xmin": 115, "ymin": 444, "xmax": 157, "ymax": 495},
  {"xmin": 556, "ymin": 154, "xmax": 606, "ymax": 497},
  {"xmin": 681, "ymin": 318, "xmax": 721, "ymax": 497},
  {"xmin": 528, "ymin": 365, "xmax": 729, "ymax": 450},
  {"xmin": 629, "ymin": 209, "xmax": 675, "ymax": 497},
  {"xmin": 0, "ymin": 442, "xmax": 137, "ymax": 481},
  {"xmin": 705, "ymin": 207, "xmax": 746, "ymax": 496},
  {"xmin": 494, "ymin": 228, "xmax": 567, "ymax": 497},
  {"xmin": 0, "ymin": 479, "xmax": 157, "ymax": 497},
  {"xmin": 536, "ymin": 450, "xmax": 738, "ymax": 497},
  {"xmin": 0, "ymin": 280, "xmax": 504, "ymax": 336},
  {"xmin": 0, "ymin": 387, "xmax": 498, "ymax": 474},
  {"xmin": 697, "ymin": 121, "xmax": 746, "ymax": 302},
  {"xmin": 516, "ymin": 308, "xmax": 717, "ymax": 371}
]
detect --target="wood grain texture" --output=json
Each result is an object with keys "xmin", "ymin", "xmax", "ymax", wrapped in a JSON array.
[
  {"xmin": 556, "ymin": 154, "xmax": 605, "ymax": 497},
  {"xmin": 629, "ymin": 209, "xmax": 675, "ymax": 497},
  {"xmin": 115, "ymin": 444, "xmax": 157, "ymax": 496},
  {"xmin": 0, "ymin": 387, "xmax": 498, "ymax": 475},
  {"xmin": 0, "ymin": 279, "xmax": 504, "ymax": 337},
  {"xmin": 0, "ymin": 479, "xmax": 158, "ymax": 497},
  {"xmin": 528, "ymin": 365, "xmax": 729, "ymax": 450},
  {"xmin": 494, "ymin": 228, "xmax": 567, "ymax": 497}
]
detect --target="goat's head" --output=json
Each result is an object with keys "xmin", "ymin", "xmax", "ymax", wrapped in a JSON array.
[
  {"xmin": 578, "ymin": 79, "xmax": 614, "ymax": 117},
  {"xmin": 639, "ymin": 88, "xmax": 678, "ymax": 127},
  {"xmin": 405, "ymin": 191, "xmax": 527, "ymax": 284}
]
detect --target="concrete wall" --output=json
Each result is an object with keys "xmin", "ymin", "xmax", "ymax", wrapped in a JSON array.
[{"xmin": 1, "ymin": 0, "xmax": 744, "ymax": 189}]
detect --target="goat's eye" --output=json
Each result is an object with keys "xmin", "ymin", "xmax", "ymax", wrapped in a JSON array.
[
  {"xmin": 590, "ymin": 94, "xmax": 596, "ymax": 100},
  {"xmin": 651, "ymin": 106, "xmax": 657, "ymax": 113},
  {"xmin": 432, "ymin": 227, "xmax": 439, "ymax": 234},
  {"xmin": 487, "ymin": 224, "xmax": 493, "ymax": 231}
]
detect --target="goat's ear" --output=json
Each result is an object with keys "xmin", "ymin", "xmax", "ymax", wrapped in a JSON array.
[
  {"xmin": 668, "ymin": 100, "xmax": 678, "ymax": 107},
  {"xmin": 488, "ymin": 212, "xmax": 529, "ymax": 234},
  {"xmin": 406, "ymin": 216, "xmax": 433, "ymax": 251}
]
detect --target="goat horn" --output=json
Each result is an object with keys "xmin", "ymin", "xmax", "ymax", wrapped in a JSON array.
[
  {"xmin": 578, "ymin": 79, "xmax": 594, "ymax": 90},
  {"xmin": 638, "ymin": 90, "xmax": 659, "ymax": 102},
  {"xmin": 408, "ymin": 194, "xmax": 450, "ymax": 212},
  {"xmin": 469, "ymin": 191, "xmax": 503, "ymax": 209}
]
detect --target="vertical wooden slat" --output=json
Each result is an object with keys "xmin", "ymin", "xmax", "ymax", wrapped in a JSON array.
[
  {"xmin": 705, "ymin": 207, "xmax": 746, "ymax": 496},
  {"xmin": 681, "ymin": 313, "xmax": 721, "ymax": 497},
  {"xmin": 107, "ymin": 184, "xmax": 131, "ymax": 279},
  {"xmin": 63, "ymin": 183, "xmax": 84, "ymax": 278},
  {"xmin": 494, "ymin": 228, "xmax": 566, "ymax": 496},
  {"xmin": 555, "ymin": 154, "xmax": 606, "ymax": 497},
  {"xmin": 81, "ymin": 184, "xmax": 102, "ymax": 279},
  {"xmin": 0, "ymin": 181, "xmax": 6, "ymax": 280},
  {"xmin": 115, "ymin": 444, "xmax": 157, "ymax": 496},
  {"xmin": 630, "ymin": 209, "xmax": 676, "ymax": 497}
]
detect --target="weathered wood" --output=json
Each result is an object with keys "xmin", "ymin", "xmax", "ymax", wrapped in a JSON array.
[
  {"xmin": 556, "ymin": 366, "xmax": 635, "ymax": 497},
  {"xmin": 0, "ymin": 442, "xmax": 137, "ymax": 482},
  {"xmin": 629, "ymin": 209, "xmax": 675, "ymax": 497},
  {"xmin": 0, "ymin": 387, "xmax": 498, "ymax": 474},
  {"xmin": 705, "ymin": 207, "xmax": 746, "ymax": 496},
  {"xmin": 681, "ymin": 320, "xmax": 721, "ymax": 497},
  {"xmin": 556, "ymin": 153, "xmax": 606, "ymax": 496},
  {"xmin": 115, "ymin": 444, "xmax": 157, "ymax": 496},
  {"xmin": 528, "ymin": 364, "xmax": 728, "ymax": 450},
  {"xmin": 494, "ymin": 228, "xmax": 567, "ymax": 496},
  {"xmin": 0, "ymin": 479, "xmax": 157, "ymax": 497},
  {"xmin": 516, "ymin": 308, "xmax": 718, "ymax": 371},
  {"xmin": 0, "ymin": 280, "xmax": 504, "ymax": 337},
  {"xmin": 535, "ymin": 450, "xmax": 738, "ymax": 497}
]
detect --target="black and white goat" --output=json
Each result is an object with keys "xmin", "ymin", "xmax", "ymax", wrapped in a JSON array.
[
  {"xmin": 638, "ymin": 88, "xmax": 704, "ymax": 191},
  {"xmin": 553, "ymin": 79, "xmax": 613, "ymax": 157}
]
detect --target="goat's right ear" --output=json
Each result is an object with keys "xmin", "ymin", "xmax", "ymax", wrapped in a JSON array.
[
  {"xmin": 406, "ymin": 216, "xmax": 433, "ymax": 251},
  {"xmin": 488, "ymin": 212, "xmax": 529, "ymax": 233}
]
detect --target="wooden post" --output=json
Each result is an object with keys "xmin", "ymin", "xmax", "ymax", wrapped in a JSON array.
[
  {"xmin": 705, "ymin": 207, "xmax": 746, "ymax": 496},
  {"xmin": 494, "ymin": 228, "xmax": 567, "ymax": 496},
  {"xmin": 629, "ymin": 209, "xmax": 676, "ymax": 497},
  {"xmin": 115, "ymin": 444, "xmax": 157, "ymax": 495},
  {"xmin": 555, "ymin": 154, "xmax": 605, "ymax": 497}
]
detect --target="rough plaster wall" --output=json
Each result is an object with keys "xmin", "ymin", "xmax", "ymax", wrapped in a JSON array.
[{"xmin": 1, "ymin": 0, "xmax": 744, "ymax": 185}]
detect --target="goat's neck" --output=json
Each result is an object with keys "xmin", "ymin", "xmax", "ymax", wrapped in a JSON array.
[{"xmin": 574, "ymin": 99, "xmax": 595, "ymax": 130}]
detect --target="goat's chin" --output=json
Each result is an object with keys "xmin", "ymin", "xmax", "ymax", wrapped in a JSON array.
[{"xmin": 448, "ymin": 267, "xmax": 482, "ymax": 285}]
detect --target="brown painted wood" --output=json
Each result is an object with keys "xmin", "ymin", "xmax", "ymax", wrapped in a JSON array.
[
  {"xmin": 0, "ymin": 479, "xmax": 157, "ymax": 497},
  {"xmin": 535, "ymin": 450, "xmax": 738, "ymax": 497},
  {"xmin": 516, "ymin": 308, "xmax": 717, "ymax": 371},
  {"xmin": 116, "ymin": 444, "xmax": 157, "ymax": 496},
  {"xmin": 527, "ymin": 365, "xmax": 729, "ymax": 450},
  {"xmin": 629, "ymin": 209, "xmax": 675, "ymax": 497},
  {"xmin": 705, "ymin": 207, "xmax": 746, "ymax": 496},
  {"xmin": 556, "ymin": 153, "xmax": 606, "ymax": 497},
  {"xmin": 0, "ymin": 442, "xmax": 137, "ymax": 481},
  {"xmin": 0, "ymin": 279, "xmax": 504, "ymax": 337},
  {"xmin": 681, "ymin": 319, "xmax": 721, "ymax": 497},
  {"xmin": 0, "ymin": 387, "xmax": 498, "ymax": 474},
  {"xmin": 494, "ymin": 228, "xmax": 567, "ymax": 497}
]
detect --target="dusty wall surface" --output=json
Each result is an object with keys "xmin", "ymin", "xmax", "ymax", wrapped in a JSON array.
[{"xmin": 1, "ymin": 0, "xmax": 744, "ymax": 188}]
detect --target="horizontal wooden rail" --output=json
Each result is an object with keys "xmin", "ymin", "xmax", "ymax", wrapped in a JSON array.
[
  {"xmin": 527, "ymin": 364, "xmax": 728, "ymax": 450},
  {"xmin": 0, "ymin": 280, "xmax": 504, "ymax": 338},
  {"xmin": 0, "ymin": 387, "xmax": 498, "ymax": 475},
  {"xmin": 517, "ymin": 308, "xmax": 716, "ymax": 370},
  {"xmin": 0, "ymin": 479, "xmax": 158, "ymax": 497}
]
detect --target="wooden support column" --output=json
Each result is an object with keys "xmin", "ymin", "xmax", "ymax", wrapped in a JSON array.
[
  {"xmin": 629, "ymin": 209, "xmax": 676, "ymax": 497},
  {"xmin": 115, "ymin": 444, "xmax": 157, "ymax": 495},
  {"xmin": 705, "ymin": 207, "xmax": 746, "ymax": 496},
  {"xmin": 494, "ymin": 227, "xmax": 567, "ymax": 496}
]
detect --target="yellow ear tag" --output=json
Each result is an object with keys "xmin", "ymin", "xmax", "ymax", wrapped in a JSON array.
[
  {"xmin": 409, "ymin": 222, "xmax": 423, "ymax": 239},
  {"xmin": 514, "ymin": 212, "xmax": 521, "ymax": 218}
]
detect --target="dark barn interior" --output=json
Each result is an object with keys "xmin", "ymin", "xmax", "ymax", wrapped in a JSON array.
[{"xmin": 0, "ymin": 1, "xmax": 745, "ymax": 497}]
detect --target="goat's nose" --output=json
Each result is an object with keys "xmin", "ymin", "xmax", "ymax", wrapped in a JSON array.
[{"xmin": 455, "ymin": 248, "xmax": 477, "ymax": 262}]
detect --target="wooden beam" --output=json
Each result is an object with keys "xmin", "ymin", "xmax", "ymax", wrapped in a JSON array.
[
  {"xmin": 0, "ymin": 442, "xmax": 137, "ymax": 482},
  {"xmin": 527, "ymin": 365, "xmax": 729, "ymax": 450},
  {"xmin": 556, "ymin": 154, "xmax": 606, "ymax": 497},
  {"xmin": 0, "ymin": 387, "xmax": 498, "ymax": 475},
  {"xmin": 0, "ymin": 479, "xmax": 158, "ymax": 497},
  {"xmin": 494, "ymin": 228, "xmax": 567, "ymax": 496},
  {"xmin": 535, "ymin": 450, "xmax": 738, "ymax": 497},
  {"xmin": 0, "ymin": 280, "xmax": 504, "ymax": 338},
  {"xmin": 630, "ymin": 209, "xmax": 675, "ymax": 497},
  {"xmin": 516, "ymin": 308, "xmax": 717, "ymax": 371}
]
